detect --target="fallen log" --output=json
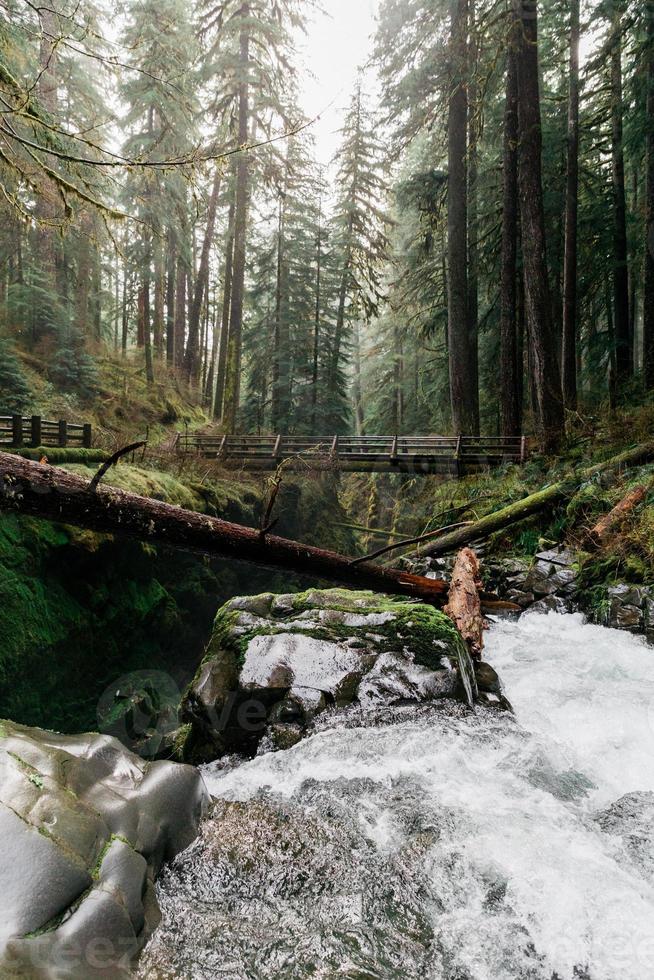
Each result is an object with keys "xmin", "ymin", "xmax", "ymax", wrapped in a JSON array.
[
  {"xmin": 0, "ymin": 451, "xmax": 450, "ymax": 606},
  {"xmin": 444, "ymin": 549, "xmax": 485, "ymax": 660},
  {"xmin": 588, "ymin": 478, "xmax": 654, "ymax": 547},
  {"xmin": 417, "ymin": 442, "xmax": 654, "ymax": 559}
]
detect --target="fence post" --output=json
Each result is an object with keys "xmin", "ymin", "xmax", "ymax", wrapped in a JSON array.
[
  {"xmin": 82, "ymin": 423, "xmax": 92, "ymax": 448},
  {"xmin": 273, "ymin": 434, "xmax": 282, "ymax": 459},
  {"xmin": 12, "ymin": 415, "xmax": 23, "ymax": 447},
  {"xmin": 58, "ymin": 419, "xmax": 68, "ymax": 447},
  {"xmin": 454, "ymin": 435, "xmax": 462, "ymax": 478},
  {"xmin": 520, "ymin": 436, "xmax": 527, "ymax": 464},
  {"xmin": 31, "ymin": 415, "xmax": 42, "ymax": 448}
]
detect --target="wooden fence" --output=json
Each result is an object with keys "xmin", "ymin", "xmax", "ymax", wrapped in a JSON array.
[
  {"xmin": 0, "ymin": 415, "xmax": 93, "ymax": 449},
  {"xmin": 176, "ymin": 432, "xmax": 528, "ymax": 475}
]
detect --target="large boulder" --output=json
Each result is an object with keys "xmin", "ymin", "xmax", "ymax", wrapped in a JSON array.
[
  {"xmin": 180, "ymin": 588, "xmax": 478, "ymax": 763},
  {"xmin": 0, "ymin": 720, "xmax": 208, "ymax": 979}
]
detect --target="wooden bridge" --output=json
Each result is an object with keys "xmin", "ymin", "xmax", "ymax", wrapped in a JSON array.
[
  {"xmin": 176, "ymin": 433, "xmax": 528, "ymax": 475},
  {"xmin": 0, "ymin": 415, "xmax": 93, "ymax": 449}
]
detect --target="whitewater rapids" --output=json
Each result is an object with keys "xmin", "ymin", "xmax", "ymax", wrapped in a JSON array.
[{"xmin": 139, "ymin": 613, "xmax": 654, "ymax": 980}]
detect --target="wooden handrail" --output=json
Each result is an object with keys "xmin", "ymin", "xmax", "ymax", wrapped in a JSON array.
[
  {"xmin": 0, "ymin": 415, "xmax": 93, "ymax": 449},
  {"xmin": 176, "ymin": 432, "xmax": 529, "ymax": 474}
]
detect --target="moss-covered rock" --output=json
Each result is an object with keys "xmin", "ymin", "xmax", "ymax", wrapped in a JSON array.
[
  {"xmin": 180, "ymin": 588, "xmax": 477, "ymax": 764},
  {"xmin": 0, "ymin": 719, "xmax": 208, "ymax": 978}
]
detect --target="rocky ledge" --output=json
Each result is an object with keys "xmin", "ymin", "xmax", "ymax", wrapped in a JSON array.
[
  {"xmin": 179, "ymin": 588, "xmax": 489, "ymax": 764},
  {"xmin": 0, "ymin": 720, "xmax": 208, "ymax": 979},
  {"xmin": 413, "ymin": 547, "xmax": 654, "ymax": 642}
]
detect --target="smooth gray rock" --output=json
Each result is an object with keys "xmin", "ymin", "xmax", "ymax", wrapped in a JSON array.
[{"xmin": 0, "ymin": 720, "xmax": 208, "ymax": 979}]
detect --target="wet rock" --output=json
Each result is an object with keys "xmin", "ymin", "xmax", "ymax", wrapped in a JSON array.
[
  {"xmin": 525, "ymin": 595, "xmax": 569, "ymax": 615},
  {"xmin": 0, "ymin": 719, "xmax": 208, "ymax": 979},
  {"xmin": 595, "ymin": 792, "xmax": 654, "ymax": 882},
  {"xmin": 534, "ymin": 547, "xmax": 576, "ymax": 568},
  {"xmin": 506, "ymin": 589, "xmax": 536, "ymax": 608},
  {"xmin": 523, "ymin": 562, "xmax": 559, "ymax": 596},
  {"xmin": 181, "ymin": 589, "xmax": 478, "ymax": 763},
  {"xmin": 475, "ymin": 661, "xmax": 501, "ymax": 694},
  {"xmin": 609, "ymin": 602, "xmax": 642, "ymax": 630},
  {"xmin": 548, "ymin": 567, "xmax": 578, "ymax": 593}
]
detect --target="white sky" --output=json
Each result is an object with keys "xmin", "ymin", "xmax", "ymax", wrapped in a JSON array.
[{"xmin": 297, "ymin": 0, "xmax": 380, "ymax": 165}]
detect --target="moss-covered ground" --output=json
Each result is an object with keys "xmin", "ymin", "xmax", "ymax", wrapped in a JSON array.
[{"xmin": 340, "ymin": 403, "xmax": 654, "ymax": 594}]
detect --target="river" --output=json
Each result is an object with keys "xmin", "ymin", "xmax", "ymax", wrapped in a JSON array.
[{"xmin": 138, "ymin": 612, "xmax": 654, "ymax": 979}]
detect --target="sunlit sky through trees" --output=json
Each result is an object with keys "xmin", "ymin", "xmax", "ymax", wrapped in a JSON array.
[{"xmin": 299, "ymin": 0, "xmax": 379, "ymax": 164}]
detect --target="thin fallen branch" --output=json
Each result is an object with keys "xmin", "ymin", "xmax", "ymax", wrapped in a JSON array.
[
  {"xmin": 89, "ymin": 442, "xmax": 146, "ymax": 492},
  {"xmin": 588, "ymin": 477, "xmax": 654, "ymax": 547},
  {"xmin": 350, "ymin": 522, "xmax": 473, "ymax": 567}
]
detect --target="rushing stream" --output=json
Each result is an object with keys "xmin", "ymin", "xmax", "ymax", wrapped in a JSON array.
[{"xmin": 139, "ymin": 613, "xmax": 654, "ymax": 980}]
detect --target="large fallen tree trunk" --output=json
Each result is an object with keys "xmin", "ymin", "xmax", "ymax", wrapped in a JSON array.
[
  {"xmin": 418, "ymin": 442, "xmax": 654, "ymax": 559},
  {"xmin": 0, "ymin": 452, "xmax": 452, "ymax": 605},
  {"xmin": 445, "ymin": 549, "xmax": 485, "ymax": 660},
  {"xmin": 588, "ymin": 477, "xmax": 654, "ymax": 547}
]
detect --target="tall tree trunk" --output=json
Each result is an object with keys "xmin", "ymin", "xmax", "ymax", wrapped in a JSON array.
[
  {"xmin": 138, "ymin": 274, "xmax": 155, "ymax": 385},
  {"xmin": 271, "ymin": 194, "xmax": 289, "ymax": 431},
  {"xmin": 186, "ymin": 168, "xmax": 222, "ymax": 384},
  {"xmin": 330, "ymin": 225, "xmax": 353, "ymax": 415},
  {"xmin": 467, "ymin": 0, "xmax": 480, "ymax": 434},
  {"xmin": 121, "ymin": 263, "xmax": 129, "ymax": 355},
  {"xmin": 352, "ymin": 323, "xmax": 365, "ymax": 435},
  {"xmin": 311, "ymin": 188, "xmax": 323, "ymax": 431},
  {"xmin": 224, "ymin": 10, "xmax": 251, "ymax": 434},
  {"xmin": 513, "ymin": 0, "xmax": 564, "ymax": 451},
  {"xmin": 92, "ymin": 238, "xmax": 101, "ymax": 341},
  {"xmin": 393, "ymin": 322, "xmax": 404, "ymax": 433},
  {"xmin": 610, "ymin": 8, "xmax": 631, "ymax": 388},
  {"xmin": 76, "ymin": 213, "xmax": 92, "ymax": 336},
  {"xmin": 174, "ymin": 252, "xmax": 186, "ymax": 371},
  {"xmin": 214, "ymin": 200, "xmax": 235, "ymax": 421},
  {"xmin": 153, "ymin": 240, "xmax": 165, "ymax": 356},
  {"xmin": 562, "ymin": 0, "xmax": 580, "ymax": 412},
  {"xmin": 499, "ymin": 30, "xmax": 521, "ymax": 438},
  {"xmin": 205, "ymin": 282, "xmax": 220, "ymax": 411},
  {"xmin": 645, "ymin": 3, "xmax": 654, "ymax": 389},
  {"xmin": 447, "ymin": 0, "xmax": 475, "ymax": 435},
  {"xmin": 35, "ymin": 8, "xmax": 60, "ymax": 306},
  {"xmin": 166, "ymin": 232, "xmax": 176, "ymax": 365}
]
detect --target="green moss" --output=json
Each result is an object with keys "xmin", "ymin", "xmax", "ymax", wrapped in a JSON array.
[
  {"xmin": 218, "ymin": 588, "xmax": 468, "ymax": 673},
  {"xmin": 89, "ymin": 833, "xmax": 133, "ymax": 880},
  {"xmin": 8, "ymin": 447, "xmax": 108, "ymax": 465}
]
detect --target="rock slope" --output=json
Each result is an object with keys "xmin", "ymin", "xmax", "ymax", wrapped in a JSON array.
[{"xmin": 0, "ymin": 720, "xmax": 208, "ymax": 978}]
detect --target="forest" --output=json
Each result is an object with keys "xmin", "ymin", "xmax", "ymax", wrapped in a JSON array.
[
  {"xmin": 4, "ymin": 2, "xmax": 654, "ymax": 979},
  {"xmin": 0, "ymin": 0, "xmax": 652, "ymax": 449}
]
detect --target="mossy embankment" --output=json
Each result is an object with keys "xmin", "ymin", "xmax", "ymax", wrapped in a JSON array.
[
  {"xmin": 0, "ymin": 453, "xmax": 355, "ymax": 734},
  {"xmin": 340, "ymin": 404, "xmax": 654, "ymax": 601}
]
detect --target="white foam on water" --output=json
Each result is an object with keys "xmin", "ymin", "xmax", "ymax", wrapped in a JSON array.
[{"xmin": 197, "ymin": 613, "xmax": 654, "ymax": 980}]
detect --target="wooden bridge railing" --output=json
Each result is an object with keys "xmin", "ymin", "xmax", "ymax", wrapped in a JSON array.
[
  {"xmin": 0, "ymin": 415, "xmax": 93, "ymax": 449},
  {"xmin": 176, "ymin": 432, "xmax": 528, "ymax": 474}
]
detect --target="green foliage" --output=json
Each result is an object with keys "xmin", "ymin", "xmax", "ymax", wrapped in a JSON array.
[
  {"xmin": 49, "ymin": 346, "xmax": 99, "ymax": 401},
  {"xmin": 0, "ymin": 337, "xmax": 32, "ymax": 414}
]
